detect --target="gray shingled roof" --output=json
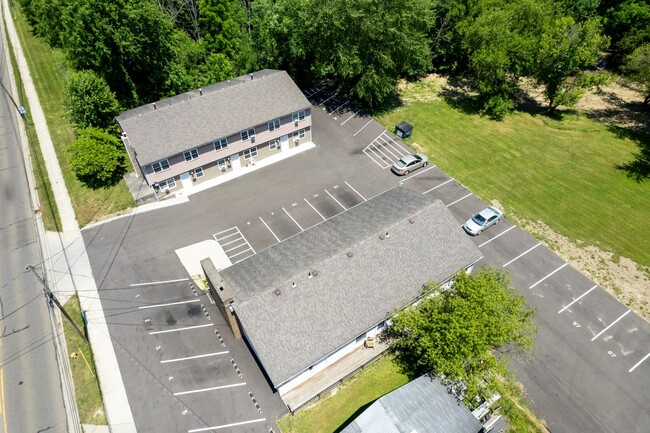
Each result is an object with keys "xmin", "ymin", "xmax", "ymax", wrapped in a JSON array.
[
  {"xmin": 220, "ymin": 187, "xmax": 483, "ymax": 387},
  {"xmin": 115, "ymin": 70, "xmax": 310, "ymax": 165},
  {"xmin": 341, "ymin": 374, "xmax": 484, "ymax": 433}
]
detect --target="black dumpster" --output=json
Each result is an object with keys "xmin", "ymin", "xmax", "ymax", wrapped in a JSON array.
[{"xmin": 395, "ymin": 121, "xmax": 413, "ymax": 139}]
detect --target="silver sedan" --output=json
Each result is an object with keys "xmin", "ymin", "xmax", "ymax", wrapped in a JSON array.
[
  {"xmin": 391, "ymin": 153, "xmax": 429, "ymax": 175},
  {"xmin": 463, "ymin": 206, "xmax": 503, "ymax": 235}
]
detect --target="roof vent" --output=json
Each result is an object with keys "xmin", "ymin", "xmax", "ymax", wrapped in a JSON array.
[
  {"xmin": 291, "ymin": 282, "xmax": 296, "ymax": 288},
  {"xmin": 152, "ymin": 102, "xmax": 157, "ymax": 110},
  {"xmin": 250, "ymin": 73, "xmax": 254, "ymax": 80},
  {"xmin": 199, "ymin": 88, "xmax": 203, "ymax": 96},
  {"xmin": 308, "ymin": 272, "xmax": 313, "ymax": 279},
  {"xmin": 409, "ymin": 218, "xmax": 415, "ymax": 224},
  {"xmin": 274, "ymin": 289, "xmax": 282, "ymax": 296},
  {"xmin": 346, "ymin": 251, "xmax": 353, "ymax": 258}
]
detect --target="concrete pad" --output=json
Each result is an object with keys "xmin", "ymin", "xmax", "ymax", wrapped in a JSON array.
[{"xmin": 175, "ymin": 239, "xmax": 232, "ymax": 283}]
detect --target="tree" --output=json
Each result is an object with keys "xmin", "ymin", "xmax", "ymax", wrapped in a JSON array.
[
  {"xmin": 535, "ymin": 17, "xmax": 608, "ymax": 111},
  {"xmin": 66, "ymin": 128, "xmax": 127, "ymax": 188},
  {"xmin": 603, "ymin": 0, "xmax": 650, "ymax": 63},
  {"xmin": 64, "ymin": 70, "xmax": 121, "ymax": 130},
  {"xmin": 624, "ymin": 43, "xmax": 650, "ymax": 105},
  {"xmin": 387, "ymin": 267, "xmax": 537, "ymax": 405}
]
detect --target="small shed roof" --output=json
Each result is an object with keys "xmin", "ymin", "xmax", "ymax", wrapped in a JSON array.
[
  {"xmin": 219, "ymin": 187, "xmax": 482, "ymax": 386},
  {"xmin": 115, "ymin": 70, "xmax": 310, "ymax": 165},
  {"xmin": 395, "ymin": 121, "xmax": 413, "ymax": 133}
]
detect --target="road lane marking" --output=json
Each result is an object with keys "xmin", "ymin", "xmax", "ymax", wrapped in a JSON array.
[
  {"xmin": 558, "ymin": 285, "xmax": 597, "ymax": 314},
  {"xmin": 149, "ymin": 324, "xmax": 214, "ymax": 335},
  {"xmin": 529, "ymin": 263, "xmax": 568, "ymax": 289},
  {"xmin": 345, "ymin": 181, "xmax": 367, "ymax": 201},
  {"xmin": 446, "ymin": 192, "xmax": 473, "ymax": 208},
  {"xmin": 224, "ymin": 243, "xmax": 247, "ymax": 253},
  {"xmin": 325, "ymin": 189, "xmax": 347, "ymax": 210},
  {"xmin": 502, "ymin": 243, "xmax": 541, "ymax": 267},
  {"xmin": 318, "ymin": 92, "xmax": 338, "ymax": 107},
  {"xmin": 329, "ymin": 101, "xmax": 349, "ymax": 115},
  {"xmin": 138, "ymin": 299, "xmax": 200, "ymax": 310},
  {"xmin": 188, "ymin": 418, "xmax": 266, "ymax": 432},
  {"xmin": 229, "ymin": 249, "xmax": 253, "ymax": 258},
  {"xmin": 304, "ymin": 198, "xmax": 326, "ymax": 220},
  {"xmin": 283, "ymin": 207, "xmax": 304, "ymax": 231},
  {"xmin": 629, "ymin": 351, "xmax": 650, "ymax": 373},
  {"xmin": 591, "ymin": 310, "xmax": 631, "ymax": 341},
  {"xmin": 478, "ymin": 225, "xmax": 516, "ymax": 248},
  {"xmin": 341, "ymin": 109, "xmax": 362, "ymax": 125},
  {"xmin": 130, "ymin": 278, "xmax": 188, "ymax": 287},
  {"xmin": 353, "ymin": 119, "xmax": 373, "ymax": 136},
  {"xmin": 422, "ymin": 179, "xmax": 453, "ymax": 194},
  {"xmin": 401, "ymin": 165, "xmax": 436, "ymax": 180},
  {"xmin": 174, "ymin": 382, "xmax": 246, "ymax": 396},
  {"xmin": 259, "ymin": 216, "xmax": 280, "ymax": 242},
  {"xmin": 161, "ymin": 351, "xmax": 229, "ymax": 364},
  {"xmin": 220, "ymin": 236, "xmax": 244, "ymax": 247}
]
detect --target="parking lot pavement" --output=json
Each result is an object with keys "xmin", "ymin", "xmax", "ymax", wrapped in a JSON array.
[{"xmin": 363, "ymin": 131, "xmax": 412, "ymax": 169}]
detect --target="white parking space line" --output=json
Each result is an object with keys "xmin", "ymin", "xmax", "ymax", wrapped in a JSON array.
[
  {"xmin": 374, "ymin": 136, "xmax": 402, "ymax": 160},
  {"xmin": 318, "ymin": 92, "xmax": 339, "ymax": 107},
  {"xmin": 345, "ymin": 181, "xmax": 367, "ymax": 201},
  {"xmin": 305, "ymin": 198, "xmax": 326, "ymax": 221},
  {"xmin": 173, "ymin": 382, "xmax": 246, "ymax": 396},
  {"xmin": 478, "ymin": 225, "xmax": 516, "ymax": 248},
  {"xmin": 304, "ymin": 86, "xmax": 324, "ymax": 98},
  {"xmin": 230, "ymin": 249, "xmax": 253, "ymax": 258},
  {"xmin": 161, "ymin": 351, "xmax": 229, "ymax": 364},
  {"xmin": 591, "ymin": 310, "xmax": 631, "ymax": 341},
  {"xmin": 329, "ymin": 101, "xmax": 349, "ymax": 115},
  {"xmin": 149, "ymin": 324, "xmax": 214, "ymax": 335},
  {"xmin": 353, "ymin": 119, "xmax": 373, "ymax": 137},
  {"xmin": 283, "ymin": 207, "xmax": 304, "ymax": 231},
  {"xmin": 188, "ymin": 418, "xmax": 266, "ymax": 433},
  {"xmin": 214, "ymin": 227, "xmax": 238, "ymax": 238},
  {"xmin": 558, "ymin": 285, "xmax": 598, "ymax": 314},
  {"xmin": 363, "ymin": 145, "xmax": 390, "ymax": 169},
  {"xmin": 138, "ymin": 299, "xmax": 201, "ymax": 310},
  {"xmin": 629, "ymin": 352, "xmax": 650, "ymax": 373},
  {"xmin": 422, "ymin": 179, "xmax": 453, "ymax": 194},
  {"xmin": 401, "ymin": 165, "xmax": 436, "ymax": 180},
  {"xmin": 341, "ymin": 109, "xmax": 362, "ymax": 125},
  {"xmin": 502, "ymin": 243, "xmax": 541, "ymax": 267},
  {"xmin": 224, "ymin": 243, "xmax": 248, "ymax": 253},
  {"xmin": 529, "ymin": 263, "xmax": 568, "ymax": 289},
  {"xmin": 325, "ymin": 189, "xmax": 347, "ymax": 210},
  {"xmin": 259, "ymin": 216, "xmax": 281, "ymax": 242},
  {"xmin": 380, "ymin": 133, "xmax": 411, "ymax": 155},
  {"xmin": 130, "ymin": 278, "xmax": 188, "ymax": 287},
  {"xmin": 446, "ymin": 192, "xmax": 473, "ymax": 208},
  {"xmin": 220, "ymin": 237, "xmax": 245, "ymax": 247}
]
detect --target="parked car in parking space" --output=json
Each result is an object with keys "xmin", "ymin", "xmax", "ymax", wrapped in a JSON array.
[
  {"xmin": 463, "ymin": 206, "xmax": 503, "ymax": 235},
  {"xmin": 391, "ymin": 153, "xmax": 429, "ymax": 175}
]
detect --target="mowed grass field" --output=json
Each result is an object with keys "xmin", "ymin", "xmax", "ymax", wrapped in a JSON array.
[
  {"xmin": 377, "ymin": 93, "xmax": 650, "ymax": 268},
  {"xmin": 12, "ymin": 6, "xmax": 133, "ymax": 228}
]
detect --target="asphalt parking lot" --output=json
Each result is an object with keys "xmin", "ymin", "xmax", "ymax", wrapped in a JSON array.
[{"xmin": 82, "ymin": 85, "xmax": 650, "ymax": 433}]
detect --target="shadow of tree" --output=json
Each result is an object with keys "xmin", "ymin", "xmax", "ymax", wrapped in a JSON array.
[
  {"xmin": 333, "ymin": 400, "xmax": 378, "ymax": 433},
  {"xmin": 607, "ymin": 124, "xmax": 650, "ymax": 182},
  {"xmin": 364, "ymin": 89, "xmax": 404, "ymax": 117},
  {"xmin": 438, "ymin": 75, "xmax": 484, "ymax": 116}
]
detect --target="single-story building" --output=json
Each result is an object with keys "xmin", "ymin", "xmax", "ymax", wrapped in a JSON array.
[
  {"xmin": 203, "ymin": 187, "xmax": 483, "ymax": 410},
  {"xmin": 340, "ymin": 373, "xmax": 484, "ymax": 433},
  {"xmin": 115, "ymin": 69, "xmax": 312, "ymax": 194}
]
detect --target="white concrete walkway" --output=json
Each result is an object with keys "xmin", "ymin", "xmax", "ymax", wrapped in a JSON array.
[{"xmin": 1, "ymin": 2, "xmax": 137, "ymax": 432}]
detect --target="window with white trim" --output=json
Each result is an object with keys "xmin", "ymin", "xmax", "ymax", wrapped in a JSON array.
[
  {"xmin": 241, "ymin": 128, "xmax": 255, "ymax": 141},
  {"xmin": 268, "ymin": 119, "xmax": 280, "ymax": 131},
  {"xmin": 158, "ymin": 178, "xmax": 176, "ymax": 190},
  {"xmin": 293, "ymin": 110, "xmax": 305, "ymax": 122},
  {"xmin": 217, "ymin": 158, "xmax": 227, "ymax": 169},
  {"xmin": 193, "ymin": 167, "xmax": 204, "ymax": 178},
  {"xmin": 269, "ymin": 139, "xmax": 278, "ymax": 150},
  {"xmin": 214, "ymin": 138, "xmax": 228, "ymax": 151},
  {"xmin": 243, "ymin": 147, "xmax": 258, "ymax": 160},
  {"xmin": 183, "ymin": 148, "xmax": 199, "ymax": 161},
  {"xmin": 293, "ymin": 129, "xmax": 305, "ymax": 140},
  {"xmin": 152, "ymin": 159, "xmax": 170, "ymax": 173}
]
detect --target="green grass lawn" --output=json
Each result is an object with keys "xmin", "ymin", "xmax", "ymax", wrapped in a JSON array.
[
  {"xmin": 11, "ymin": 5, "xmax": 133, "ymax": 228},
  {"xmin": 62, "ymin": 295, "xmax": 106, "ymax": 425},
  {"xmin": 377, "ymin": 89, "xmax": 650, "ymax": 267}
]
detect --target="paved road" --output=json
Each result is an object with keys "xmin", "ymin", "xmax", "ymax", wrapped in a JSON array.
[
  {"xmin": 0, "ymin": 42, "xmax": 67, "ymax": 433},
  {"xmin": 83, "ymin": 86, "xmax": 650, "ymax": 433}
]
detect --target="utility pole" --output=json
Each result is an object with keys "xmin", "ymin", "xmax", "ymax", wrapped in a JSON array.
[{"xmin": 26, "ymin": 265, "xmax": 87, "ymax": 342}]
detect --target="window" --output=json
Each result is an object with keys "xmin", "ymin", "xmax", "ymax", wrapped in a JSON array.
[
  {"xmin": 293, "ymin": 110, "xmax": 305, "ymax": 122},
  {"xmin": 193, "ymin": 167, "xmax": 204, "ymax": 178},
  {"xmin": 268, "ymin": 119, "xmax": 280, "ymax": 131},
  {"xmin": 152, "ymin": 159, "xmax": 170, "ymax": 173},
  {"xmin": 214, "ymin": 138, "xmax": 228, "ymax": 151},
  {"xmin": 243, "ymin": 147, "xmax": 258, "ymax": 160},
  {"xmin": 241, "ymin": 128, "xmax": 255, "ymax": 141},
  {"xmin": 183, "ymin": 148, "xmax": 199, "ymax": 161},
  {"xmin": 158, "ymin": 178, "xmax": 176, "ymax": 190},
  {"xmin": 293, "ymin": 129, "xmax": 305, "ymax": 140},
  {"xmin": 217, "ymin": 158, "xmax": 227, "ymax": 169},
  {"xmin": 269, "ymin": 139, "xmax": 278, "ymax": 150}
]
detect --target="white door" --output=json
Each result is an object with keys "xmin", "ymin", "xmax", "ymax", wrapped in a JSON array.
[
  {"xmin": 280, "ymin": 134, "xmax": 289, "ymax": 151},
  {"xmin": 180, "ymin": 172, "xmax": 193, "ymax": 190},
  {"xmin": 230, "ymin": 153, "xmax": 241, "ymax": 170}
]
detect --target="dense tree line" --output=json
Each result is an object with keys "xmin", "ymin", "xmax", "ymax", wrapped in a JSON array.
[{"xmin": 18, "ymin": 0, "xmax": 650, "ymax": 118}]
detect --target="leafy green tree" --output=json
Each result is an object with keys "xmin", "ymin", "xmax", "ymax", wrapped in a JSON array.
[
  {"xmin": 624, "ymin": 43, "xmax": 650, "ymax": 104},
  {"xmin": 66, "ymin": 128, "xmax": 127, "ymax": 188},
  {"xmin": 387, "ymin": 267, "xmax": 537, "ymax": 405},
  {"xmin": 535, "ymin": 17, "xmax": 608, "ymax": 111},
  {"xmin": 604, "ymin": 0, "xmax": 650, "ymax": 61},
  {"xmin": 559, "ymin": 0, "xmax": 600, "ymax": 22},
  {"xmin": 199, "ymin": 0, "xmax": 241, "ymax": 58},
  {"xmin": 64, "ymin": 70, "xmax": 121, "ymax": 130}
]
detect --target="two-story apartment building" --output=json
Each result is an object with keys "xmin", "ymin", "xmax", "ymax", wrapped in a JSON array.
[{"xmin": 115, "ymin": 69, "xmax": 312, "ymax": 194}]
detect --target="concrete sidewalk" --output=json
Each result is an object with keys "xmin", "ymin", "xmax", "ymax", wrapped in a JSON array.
[{"xmin": 1, "ymin": 1, "xmax": 137, "ymax": 432}]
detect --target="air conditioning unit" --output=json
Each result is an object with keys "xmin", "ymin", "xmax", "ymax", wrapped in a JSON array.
[
  {"xmin": 294, "ymin": 120, "xmax": 299, "ymax": 126},
  {"xmin": 250, "ymin": 136, "xmax": 255, "ymax": 143}
]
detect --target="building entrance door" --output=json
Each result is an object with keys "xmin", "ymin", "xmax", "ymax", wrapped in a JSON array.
[
  {"xmin": 230, "ymin": 153, "xmax": 241, "ymax": 170},
  {"xmin": 280, "ymin": 134, "xmax": 289, "ymax": 151},
  {"xmin": 180, "ymin": 172, "xmax": 193, "ymax": 190}
]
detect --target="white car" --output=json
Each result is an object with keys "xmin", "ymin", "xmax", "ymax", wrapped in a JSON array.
[{"xmin": 463, "ymin": 206, "xmax": 503, "ymax": 235}]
